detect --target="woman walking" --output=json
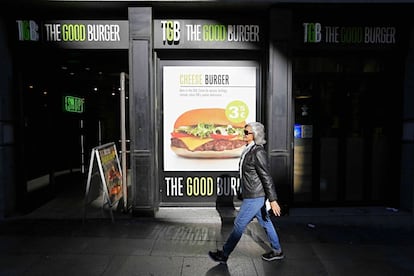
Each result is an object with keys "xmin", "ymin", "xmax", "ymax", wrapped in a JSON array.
[{"xmin": 209, "ymin": 122, "xmax": 284, "ymax": 264}]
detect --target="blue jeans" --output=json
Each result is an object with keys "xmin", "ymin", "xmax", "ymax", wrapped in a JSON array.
[{"xmin": 222, "ymin": 197, "xmax": 281, "ymax": 257}]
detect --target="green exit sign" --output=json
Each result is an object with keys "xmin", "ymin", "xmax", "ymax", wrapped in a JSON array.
[{"xmin": 64, "ymin": 96, "xmax": 84, "ymax": 113}]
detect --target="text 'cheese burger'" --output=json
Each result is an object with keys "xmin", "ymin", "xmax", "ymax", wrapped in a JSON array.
[{"xmin": 170, "ymin": 108, "xmax": 246, "ymax": 158}]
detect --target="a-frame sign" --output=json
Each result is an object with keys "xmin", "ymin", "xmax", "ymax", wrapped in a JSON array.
[{"xmin": 83, "ymin": 142, "xmax": 123, "ymax": 222}]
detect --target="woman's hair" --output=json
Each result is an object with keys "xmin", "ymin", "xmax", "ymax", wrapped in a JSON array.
[{"xmin": 247, "ymin": 122, "xmax": 267, "ymax": 145}]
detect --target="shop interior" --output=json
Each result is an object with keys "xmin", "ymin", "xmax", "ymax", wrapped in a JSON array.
[{"xmin": 18, "ymin": 48, "xmax": 128, "ymax": 213}]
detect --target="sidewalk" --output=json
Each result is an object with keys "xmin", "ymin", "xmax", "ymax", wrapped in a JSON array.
[
  {"xmin": 1, "ymin": 172, "xmax": 414, "ymax": 275},
  {"xmin": 1, "ymin": 205, "xmax": 414, "ymax": 276}
]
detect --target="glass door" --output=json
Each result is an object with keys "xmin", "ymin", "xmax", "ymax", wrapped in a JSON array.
[{"xmin": 119, "ymin": 72, "xmax": 130, "ymax": 210}]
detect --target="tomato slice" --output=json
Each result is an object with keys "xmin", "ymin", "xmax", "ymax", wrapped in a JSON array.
[
  {"xmin": 171, "ymin": 132, "xmax": 192, "ymax": 138},
  {"xmin": 210, "ymin": 133, "xmax": 238, "ymax": 140}
]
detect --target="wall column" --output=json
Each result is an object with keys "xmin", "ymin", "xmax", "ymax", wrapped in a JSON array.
[
  {"xmin": 401, "ymin": 25, "xmax": 414, "ymax": 214},
  {"xmin": 128, "ymin": 7, "xmax": 157, "ymax": 216},
  {"xmin": 267, "ymin": 9, "xmax": 293, "ymax": 214},
  {"xmin": 0, "ymin": 19, "xmax": 16, "ymax": 218}
]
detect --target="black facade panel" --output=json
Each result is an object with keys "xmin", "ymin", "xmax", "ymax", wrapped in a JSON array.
[
  {"xmin": 128, "ymin": 7, "xmax": 152, "ymax": 39},
  {"xmin": 268, "ymin": 10, "xmax": 292, "ymax": 153},
  {"xmin": 269, "ymin": 9, "xmax": 291, "ymax": 42},
  {"xmin": 269, "ymin": 45, "xmax": 290, "ymax": 152},
  {"xmin": 270, "ymin": 154, "xmax": 291, "ymax": 212},
  {"xmin": 133, "ymin": 156, "xmax": 152, "ymax": 206},
  {"xmin": 131, "ymin": 40, "xmax": 151, "ymax": 151}
]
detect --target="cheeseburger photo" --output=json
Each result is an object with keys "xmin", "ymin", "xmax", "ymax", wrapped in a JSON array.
[{"xmin": 170, "ymin": 108, "xmax": 246, "ymax": 158}]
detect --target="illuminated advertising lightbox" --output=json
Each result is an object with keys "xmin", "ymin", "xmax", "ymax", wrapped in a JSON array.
[
  {"xmin": 16, "ymin": 20, "xmax": 129, "ymax": 49},
  {"xmin": 154, "ymin": 19, "xmax": 262, "ymax": 50},
  {"xmin": 162, "ymin": 64, "xmax": 257, "ymax": 202}
]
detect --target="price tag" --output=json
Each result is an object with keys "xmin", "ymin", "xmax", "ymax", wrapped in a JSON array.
[{"xmin": 225, "ymin": 100, "xmax": 249, "ymax": 123}]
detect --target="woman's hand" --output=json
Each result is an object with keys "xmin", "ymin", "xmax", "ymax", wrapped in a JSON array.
[{"xmin": 270, "ymin": 200, "xmax": 281, "ymax": 216}]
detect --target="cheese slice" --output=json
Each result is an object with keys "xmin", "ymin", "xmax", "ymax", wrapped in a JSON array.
[{"xmin": 179, "ymin": 137, "xmax": 213, "ymax": 151}]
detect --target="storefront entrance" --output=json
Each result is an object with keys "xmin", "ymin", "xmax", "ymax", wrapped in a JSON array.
[
  {"xmin": 18, "ymin": 49, "xmax": 128, "ymax": 212},
  {"xmin": 293, "ymin": 54, "xmax": 402, "ymax": 206}
]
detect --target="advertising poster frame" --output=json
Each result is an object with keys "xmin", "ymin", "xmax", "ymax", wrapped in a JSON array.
[
  {"xmin": 96, "ymin": 143, "xmax": 123, "ymax": 205},
  {"xmin": 159, "ymin": 60, "xmax": 261, "ymax": 204}
]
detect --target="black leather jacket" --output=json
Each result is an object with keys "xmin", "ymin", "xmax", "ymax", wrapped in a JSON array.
[{"xmin": 240, "ymin": 144, "xmax": 278, "ymax": 201}]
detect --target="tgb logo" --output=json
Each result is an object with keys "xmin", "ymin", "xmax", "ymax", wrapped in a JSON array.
[
  {"xmin": 16, "ymin": 20, "xmax": 39, "ymax": 41},
  {"xmin": 160, "ymin": 20, "xmax": 180, "ymax": 45},
  {"xmin": 303, "ymin": 22, "xmax": 322, "ymax": 43}
]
